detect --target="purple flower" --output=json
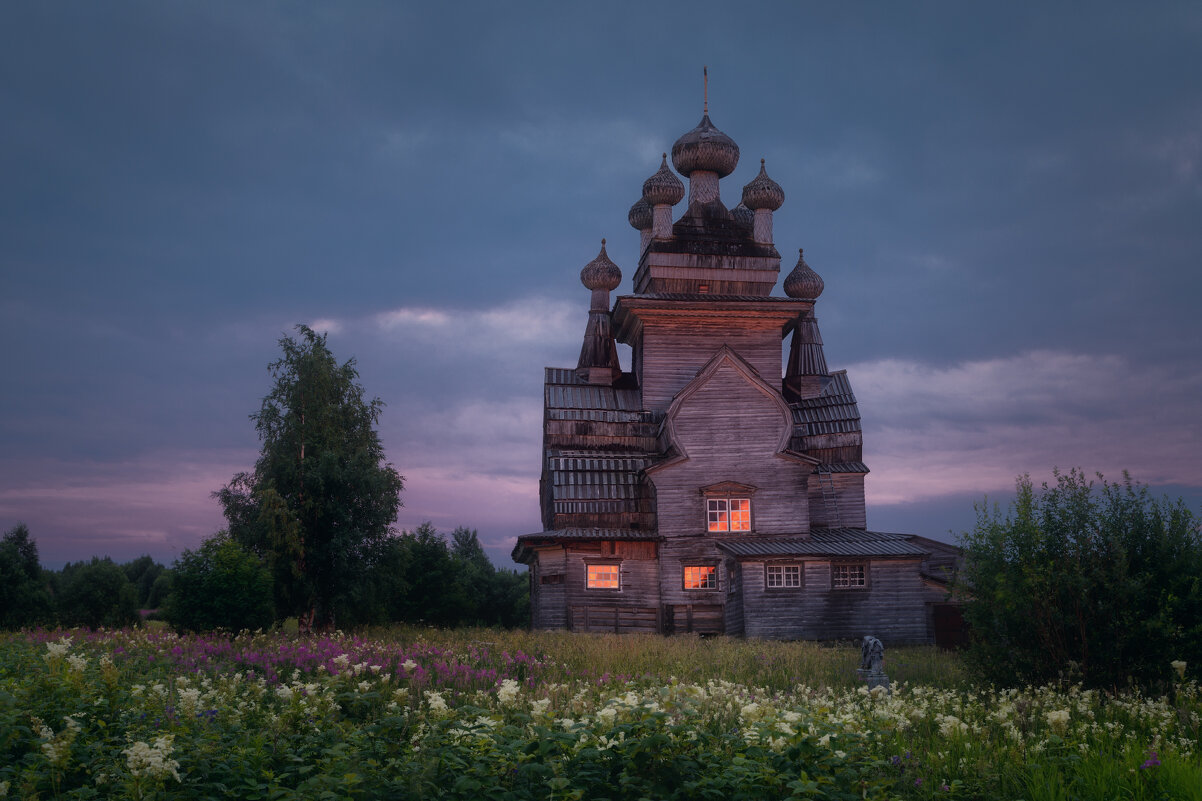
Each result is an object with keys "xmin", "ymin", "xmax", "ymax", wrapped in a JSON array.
[{"xmin": 1140, "ymin": 750, "xmax": 1161, "ymax": 770}]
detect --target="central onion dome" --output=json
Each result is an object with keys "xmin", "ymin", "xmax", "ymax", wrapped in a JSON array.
[
  {"xmin": 783, "ymin": 248, "xmax": 824, "ymax": 299},
  {"xmin": 580, "ymin": 239, "xmax": 622, "ymax": 291},
  {"xmin": 671, "ymin": 114, "xmax": 740, "ymax": 178},
  {"xmin": 742, "ymin": 159, "xmax": 785, "ymax": 211},
  {"xmin": 641, "ymin": 154, "xmax": 685, "ymax": 206}
]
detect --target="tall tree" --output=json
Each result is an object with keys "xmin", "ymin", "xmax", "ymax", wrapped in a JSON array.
[
  {"xmin": 0, "ymin": 523, "xmax": 53, "ymax": 628},
  {"xmin": 215, "ymin": 325, "xmax": 404, "ymax": 631}
]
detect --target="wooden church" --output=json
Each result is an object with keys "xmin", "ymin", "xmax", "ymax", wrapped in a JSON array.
[{"xmin": 512, "ymin": 98, "xmax": 956, "ymax": 644}]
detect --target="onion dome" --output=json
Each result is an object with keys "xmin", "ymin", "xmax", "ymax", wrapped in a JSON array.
[
  {"xmin": 628, "ymin": 196, "xmax": 652, "ymax": 230},
  {"xmin": 580, "ymin": 239, "xmax": 622, "ymax": 291},
  {"xmin": 731, "ymin": 201, "xmax": 753, "ymax": 227},
  {"xmin": 741, "ymin": 159, "xmax": 785, "ymax": 211},
  {"xmin": 641, "ymin": 154, "xmax": 685, "ymax": 206},
  {"xmin": 671, "ymin": 114, "xmax": 740, "ymax": 178},
  {"xmin": 783, "ymin": 248, "xmax": 824, "ymax": 299}
]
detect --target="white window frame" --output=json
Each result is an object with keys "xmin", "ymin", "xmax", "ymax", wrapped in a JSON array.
[
  {"xmin": 766, "ymin": 563, "xmax": 802, "ymax": 589},
  {"xmin": 706, "ymin": 497, "xmax": 752, "ymax": 532},
  {"xmin": 683, "ymin": 564, "xmax": 719, "ymax": 591},
  {"xmin": 586, "ymin": 562, "xmax": 620, "ymax": 590},
  {"xmin": 831, "ymin": 563, "xmax": 867, "ymax": 590}
]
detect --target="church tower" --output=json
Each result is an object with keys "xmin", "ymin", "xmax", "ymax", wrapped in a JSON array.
[{"xmin": 515, "ymin": 81, "xmax": 937, "ymax": 643}]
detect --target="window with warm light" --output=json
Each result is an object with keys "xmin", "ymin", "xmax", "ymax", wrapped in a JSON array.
[
  {"xmin": 707, "ymin": 498, "xmax": 751, "ymax": 532},
  {"xmin": 766, "ymin": 564, "xmax": 802, "ymax": 588},
  {"xmin": 683, "ymin": 565, "xmax": 718, "ymax": 590},
  {"xmin": 831, "ymin": 563, "xmax": 866, "ymax": 589},
  {"xmin": 586, "ymin": 563, "xmax": 620, "ymax": 589}
]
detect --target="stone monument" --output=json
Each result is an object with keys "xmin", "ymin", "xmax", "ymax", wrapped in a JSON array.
[{"xmin": 857, "ymin": 635, "xmax": 889, "ymax": 693}]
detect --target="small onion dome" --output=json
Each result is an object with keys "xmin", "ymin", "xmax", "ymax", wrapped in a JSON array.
[
  {"xmin": 742, "ymin": 159, "xmax": 785, "ymax": 211},
  {"xmin": 783, "ymin": 248, "xmax": 824, "ymax": 299},
  {"xmin": 580, "ymin": 238, "xmax": 622, "ymax": 291},
  {"xmin": 641, "ymin": 153, "xmax": 685, "ymax": 207},
  {"xmin": 628, "ymin": 196, "xmax": 652, "ymax": 230},
  {"xmin": 671, "ymin": 114, "xmax": 740, "ymax": 178},
  {"xmin": 731, "ymin": 201, "xmax": 753, "ymax": 227}
]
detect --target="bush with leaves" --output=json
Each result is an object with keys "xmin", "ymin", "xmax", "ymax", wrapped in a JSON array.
[
  {"xmin": 165, "ymin": 534, "xmax": 275, "ymax": 632},
  {"xmin": 957, "ymin": 469, "xmax": 1202, "ymax": 689},
  {"xmin": 56, "ymin": 557, "xmax": 140, "ymax": 629}
]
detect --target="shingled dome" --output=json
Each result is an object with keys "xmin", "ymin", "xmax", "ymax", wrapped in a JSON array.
[
  {"xmin": 671, "ymin": 114, "xmax": 740, "ymax": 177},
  {"xmin": 641, "ymin": 154, "xmax": 685, "ymax": 206},
  {"xmin": 628, "ymin": 196, "xmax": 652, "ymax": 230},
  {"xmin": 731, "ymin": 201, "xmax": 754, "ymax": 227},
  {"xmin": 580, "ymin": 239, "xmax": 622, "ymax": 291},
  {"xmin": 742, "ymin": 159, "xmax": 785, "ymax": 211},
  {"xmin": 783, "ymin": 248, "xmax": 824, "ymax": 299}
]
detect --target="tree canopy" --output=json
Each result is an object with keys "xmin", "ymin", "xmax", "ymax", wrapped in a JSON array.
[
  {"xmin": 956, "ymin": 469, "xmax": 1202, "ymax": 689},
  {"xmin": 215, "ymin": 325, "xmax": 404, "ymax": 631}
]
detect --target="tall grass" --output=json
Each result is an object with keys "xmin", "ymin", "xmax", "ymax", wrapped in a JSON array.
[{"xmin": 369, "ymin": 625, "xmax": 967, "ymax": 690}]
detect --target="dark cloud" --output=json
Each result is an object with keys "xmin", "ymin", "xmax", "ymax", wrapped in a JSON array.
[{"xmin": 2, "ymin": 1, "xmax": 1200, "ymax": 567}]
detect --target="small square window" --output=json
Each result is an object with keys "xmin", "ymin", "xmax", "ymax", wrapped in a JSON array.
[
  {"xmin": 766, "ymin": 564, "xmax": 802, "ymax": 588},
  {"xmin": 587, "ymin": 563, "xmax": 619, "ymax": 589},
  {"xmin": 707, "ymin": 498, "xmax": 751, "ymax": 532},
  {"xmin": 832, "ymin": 563, "xmax": 866, "ymax": 589},
  {"xmin": 683, "ymin": 565, "xmax": 717, "ymax": 590}
]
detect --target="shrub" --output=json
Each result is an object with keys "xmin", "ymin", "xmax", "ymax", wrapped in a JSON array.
[
  {"xmin": 165, "ymin": 534, "xmax": 274, "ymax": 632},
  {"xmin": 957, "ymin": 469, "xmax": 1202, "ymax": 689}
]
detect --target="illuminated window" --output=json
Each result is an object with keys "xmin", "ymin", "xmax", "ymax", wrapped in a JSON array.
[
  {"xmin": 832, "ymin": 563, "xmax": 866, "ymax": 589},
  {"xmin": 707, "ymin": 498, "xmax": 751, "ymax": 532},
  {"xmin": 683, "ymin": 565, "xmax": 717, "ymax": 590},
  {"xmin": 766, "ymin": 564, "xmax": 802, "ymax": 588},
  {"xmin": 587, "ymin": 563, "xmax": 619, "ymax": 589}
]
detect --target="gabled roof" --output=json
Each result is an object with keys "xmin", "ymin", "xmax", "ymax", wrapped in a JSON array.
[{"xmin": 716, "ymin": 529, "xmax": 928, "ymax": 559}]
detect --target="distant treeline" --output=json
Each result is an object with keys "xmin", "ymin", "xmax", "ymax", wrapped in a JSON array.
[{"xmin": 0, "ymin": 522, "xmax": 528, "ymax": 632}]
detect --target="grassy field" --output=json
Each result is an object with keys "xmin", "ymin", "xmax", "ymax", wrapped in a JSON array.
[{"xmin": 1, "ymin": 626, "xmax": 1198, "ymax": 799}]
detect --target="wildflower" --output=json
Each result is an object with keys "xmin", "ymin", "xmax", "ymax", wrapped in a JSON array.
[
  {"xmin": 358, "ymin": 680, "xmax": 371, "ymax": 692},
  {"xmin": 402, "ymin": 659, "xmax": 418, "ymax": 672},
  {"xmin": 597, "ymin": 706, "xmax": 618, "ymax": 726},
  {"xmin": 66, "ymin": 654, "xmax": 88, "ymax": 672},
  {"xmin": 1171, "ymin": 660, "xmax": 1187, "ymax": 679},
  {"xmin": 531, "ymin": 698, "xmax": 551, "ymax": 717},
  {"xmin": 1045, "ymin": 709, "xmax": 1070, "ymax": 734},
  {"xmin": 1140, "ymin": 750, "xmax": 1161, "ymax": 770},
  {"xmin": 44, "ymin": 636, "xmax": 72, "ymax": 662},
  {"xmin": 124, "ymin": 735, "xmax": 181, "ymax": 782},
  {"xmin": 497, "ymin": 678, "xmax": 520, "ymax": 705},
  {"xmin": 425, "ymin": 691, "xmax": 448, "ymax": 713}
]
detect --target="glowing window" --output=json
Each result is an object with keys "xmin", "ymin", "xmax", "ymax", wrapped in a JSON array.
[
  {"xmin": 587, "ymin": 564, "xmax": 619, "ymax": 589},
  {"xmin": 683, "ymin": 565, "xmax": 717, "ymax": 590},
  {"xmin": 832, "ymin": 563, "xmax": 866, "ymax": 589},
  {"xmin": 707, "ymin": 498, "xmax": 751, "ymax": 532},
  {"xmin": 766, "ymin": 564, "xmax": 801, "ymax": 588}
]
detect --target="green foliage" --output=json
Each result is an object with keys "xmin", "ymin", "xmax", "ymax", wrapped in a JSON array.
[
  {"xmin": 957, "ymin": 469, "xmax": 1202, "ymax": 689},
  {"xmin": 357, "ymin": 523, "xmax": 529, "ymax": 628},
  {"xmin": 165, "ymin": 534, "xmax": 275, "ymax": 633},
  {"xmin": 0, "ymin": 523, "xmax": 53, "ymax": 628},
  {"xmin": 56, "ymin": 557, "xmax": 139, "ymax": 629},
  {"xmin": 121, "ymin": 554, "xmax": 168, "ymax": 609},
  {"xmin": 215, "ymin": 325, "xmax": 404, "ymax": 630}
]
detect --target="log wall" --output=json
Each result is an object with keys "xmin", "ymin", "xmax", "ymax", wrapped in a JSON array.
[{"xmin": 739, "ymin": 559, "xmax": 931, "ymax": 643}]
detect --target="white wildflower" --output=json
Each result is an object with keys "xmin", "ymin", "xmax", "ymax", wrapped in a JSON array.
[
  {"xmin": 1172, "ymin": 660, "xmax": 1187, "ymax": 679},
  {"xmin": 1045, "ymin": 709, "xmax": 1070, "ymax": 734},
  {"xmin": 124, "ymin": 735, "xmax": 181, "ymax": 782},
  {"xmin": 497, "ymin": 678, "xmax": 521, "ymax": 705},
  {"xmin": 425, "ymin": 691, "xmax": 448, "ymax": 713},
  {"xmin": 402, "ymin": 659, "xmax": 417, "ymax": 672}
]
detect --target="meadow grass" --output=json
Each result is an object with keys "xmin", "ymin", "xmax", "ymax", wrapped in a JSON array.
[
  {"xmin": 1, "ymin": 626, "xmax": 1197, "ymax": 800},
  {"xmin": 374, "ymin": 625, "xmax": 967, "ymax": 691}
]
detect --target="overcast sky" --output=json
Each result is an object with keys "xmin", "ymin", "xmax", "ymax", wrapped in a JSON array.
[{"xmin": 3, "ymin": 1, "xmax": 1200, "ymax": 568}]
